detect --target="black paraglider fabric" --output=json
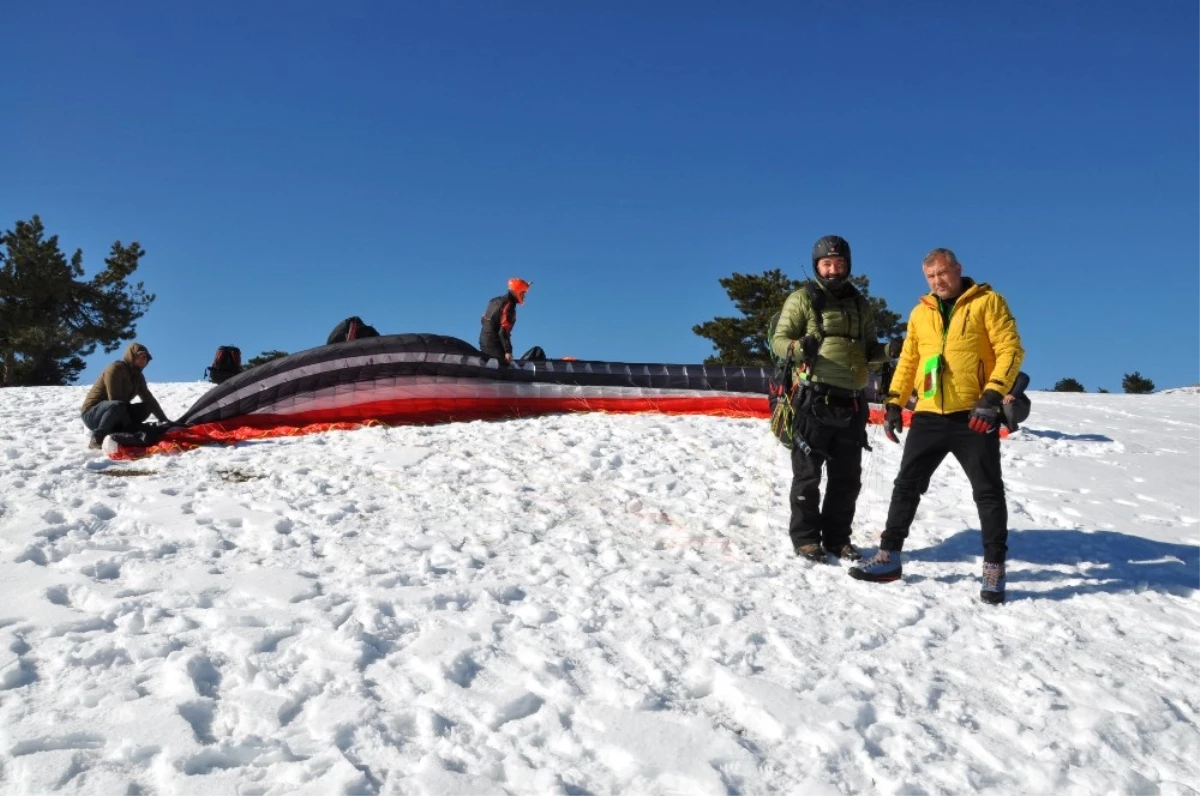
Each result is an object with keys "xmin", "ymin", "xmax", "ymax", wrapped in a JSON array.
[{"xmin": 177, "ymin": 333, "xmax": 774, "ymax": 428}]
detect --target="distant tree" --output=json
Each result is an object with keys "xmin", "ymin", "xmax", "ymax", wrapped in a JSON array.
[
  {"xmin": 1122, "ymin": 371, "xmax": 1155, "ymax": 394},
  {"xmin": 1097, "ymin": 388, "xmax": 1110, "ymax": 394},
  {"xmin": 693, "ymin": 270, "xmax": 903, "ymax": 366},
  {"xmin": 0, "ymin": 216, "xmax": 154, "ymax": 386},
  {"xmin": 866, "ymin": 279, "xmax": 904, "ymax": 344},
  {"xmin": 245, "ymin": 350, "xmax": 289, "ymax": 369},
  {"xmin": 692, "ymin": 270, "xmax": 796, "ymax": 366},
  {"xmin": 1053, "ymin": 378, "xmax": 1086, "ymax": 392}
]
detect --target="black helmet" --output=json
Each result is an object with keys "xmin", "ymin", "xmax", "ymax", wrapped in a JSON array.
[{"xmin": 811, "ymin": 234, "xmax": 852, "ymax": 287}]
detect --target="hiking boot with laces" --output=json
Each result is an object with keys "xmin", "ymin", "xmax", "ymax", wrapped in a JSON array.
[
  {"xmin": 848, "ymin": 549, "xmax": 902, "ymax": 582},
  {"xmin": 828, "ymin": 542, "xmax": 862, "ymax": 562},
  {"xmin": 794, "ymin": 543, "xmax": 827, "ymax": 562},
  {"xmin": 980, "ymin": 562, "xmax": 1006, "ymax": 605}
]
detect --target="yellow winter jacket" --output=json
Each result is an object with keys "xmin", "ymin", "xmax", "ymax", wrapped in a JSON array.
[{"xmin": 886, "ymin": 280, "xmax": 1024, "ymax": 414}]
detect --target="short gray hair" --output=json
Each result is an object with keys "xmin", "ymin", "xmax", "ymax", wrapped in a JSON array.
[{"xmin": 923, "ymin": 248, "xmax": 961, "ymax": 269}]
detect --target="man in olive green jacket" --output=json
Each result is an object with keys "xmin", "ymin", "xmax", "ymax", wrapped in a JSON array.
[
  {"xmin": 771, "ymin": 235, "xmax": 891, "ymax": 562},
  {"xmin": 80, "ymin": 342, "xmax": 171, "ymax": 449}
]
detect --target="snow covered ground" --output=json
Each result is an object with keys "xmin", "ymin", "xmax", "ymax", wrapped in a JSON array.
[{"xmin": 0, "ymin": 383, "xmax": 1197, "ymax": 795}]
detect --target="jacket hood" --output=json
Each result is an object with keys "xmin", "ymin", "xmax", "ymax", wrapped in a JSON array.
[{"xmin": 123, "ymin": 342, "xmax": 152, "ymax": 365}]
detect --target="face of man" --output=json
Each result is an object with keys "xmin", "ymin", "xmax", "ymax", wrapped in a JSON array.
[
  {"xmin": 134, "ymin": 351, "xmax": 151, "ymax": 370},
  {"xmin": 923, "ymin": 256, "xmax": 964, "ymax": 300},
  {"xmin": 816, "ymin": 256, "xmax": 848, "ymax": 281}
]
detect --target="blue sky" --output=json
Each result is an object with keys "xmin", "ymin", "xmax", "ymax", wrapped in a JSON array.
[{"xmin": 5, "ymin": 0, "xmax": 1197, "ymax": 392}]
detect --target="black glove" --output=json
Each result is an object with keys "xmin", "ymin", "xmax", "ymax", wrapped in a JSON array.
[
  {"xmin": 968, "ymin": 390, "xmax": 1005, "ymax": 434},
  {"xmin": 798, "ymin": 335, "xmax": 820, "ymax": 363},
  {"xmin": 885, "ymin": 339, "xmax": 904, "ymax": 359},
  {"xmin": 883, "ymin": 404, "xmax": 904, "ymax": 443}
]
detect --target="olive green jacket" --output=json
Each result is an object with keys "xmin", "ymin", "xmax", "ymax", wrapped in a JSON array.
[{"xmin": 770, "ymin": 282, "xmax": 890, "ymax": 391}]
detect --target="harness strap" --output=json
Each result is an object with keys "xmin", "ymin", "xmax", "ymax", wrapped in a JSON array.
[
  {"xmin": 805, "ymin": 281, "xmax": 869, "ymax": 343},
  {"xmin": 796, "ymin": 380, "xmax": 863, "ymax": 400}
]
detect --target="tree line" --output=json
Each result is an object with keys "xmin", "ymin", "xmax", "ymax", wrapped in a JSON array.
[
  {"xmin": 0, "ymin": 216, "xmax": 1165, "ymax": 394},
  {"xmin": 1050, "ymin": 374, "xmax": 1156, "ymax": 394}
]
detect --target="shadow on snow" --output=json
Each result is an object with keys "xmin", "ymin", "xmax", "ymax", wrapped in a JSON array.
[
  {"xmin": 903, "ymin": 528, "xmax": 1198, "ymax": 601},
  {"xmin": 1016, "ymin": 428, "xmax": 1114, "ymax": 443}
]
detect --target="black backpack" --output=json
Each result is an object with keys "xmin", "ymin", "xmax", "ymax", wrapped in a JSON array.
[
  {"xmin": 205, "ymin": 346, "xmax": 242, "ymax": 384},
  {"xmin": 326, "ymin": 316, "xmax": 380, "ymax": 345}
]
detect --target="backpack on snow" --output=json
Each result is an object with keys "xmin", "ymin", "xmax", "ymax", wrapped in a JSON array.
[
  {"xmin": 205, "ymin": 345, "xmax": 242, "ymax": 384},
  {"xmin": 326, "ymin": 316, "xmax": 380, "ymax": 345}
]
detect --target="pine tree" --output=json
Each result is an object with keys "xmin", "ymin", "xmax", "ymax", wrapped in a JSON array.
[
  {"xmin": 868, "ymin": 283, "xmax": 904, "ymax": 345},
  {"xmin": 692, "ymin": 270, "xmax": 799, "ymax": 365},
  {"xmin": 245, "ymin": 350, "xmax": 290, "ymax": 369},
  {"xmin": 1122, "ymin": 371, "xmax": 1155, "ymax": 394},
  {"xmin": 1053, "ymin": 378, "xmax": 1086, "ymax": 392},
  {"xmin": 692, "ymin": 270, "xmax": 903, "ymax": 366},
  {"xmin": 0, "ymin": 216, "xmax": 155, "ymax": 386}
]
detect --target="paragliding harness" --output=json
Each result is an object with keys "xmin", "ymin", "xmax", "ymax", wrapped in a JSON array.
[
  {"xmin": 327, "ymin": 316, "xmax": 380, "ymax": 345},
  {"xmin": 791, "ymin": 381, "xmax": 867, "ymax": 458},
  {"xmin": 204, "ymin": 346, "xmax": 242, "ymax": 384},
  {"xmin": 767, "ymin": 312, "xmax": 798, "ymax": 449},
  {"xmin": 769, "ymin": 282, "xmax": 870, "ymax": 456}
]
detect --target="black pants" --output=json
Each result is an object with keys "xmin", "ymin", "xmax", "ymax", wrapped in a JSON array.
[
  {"xmin": 81, "ymin": 401, "xmax": 154, "ymax": 440},
  {"xmin": 478, "ymin": 341, "xmax": 509, "ymax": 363},
  {"xmin": 880, "ymin": 411, "xmax": 1008, "ymax": 563},
  {"xmin": 788, "ymin": 395, "xmax": 867, "ymax": 551}
]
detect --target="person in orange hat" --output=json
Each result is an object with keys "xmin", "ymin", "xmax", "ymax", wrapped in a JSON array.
[
  {"xmin": 79, "ymin": 341, "xmax": 171, "ymax": 449},
  {"xmin": 479, "ymin": 278, "xmax": 530, "ymax": 364}
]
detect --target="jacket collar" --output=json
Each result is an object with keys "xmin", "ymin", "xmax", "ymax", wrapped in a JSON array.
[{"xmin": 920, "ymin": 277, "xmax": 989, "ymax": 309}]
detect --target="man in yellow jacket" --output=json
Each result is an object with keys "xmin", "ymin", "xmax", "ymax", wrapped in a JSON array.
[{"xmin": 850, "ymin": 248, "xmax": 1024, "ymax": 604}]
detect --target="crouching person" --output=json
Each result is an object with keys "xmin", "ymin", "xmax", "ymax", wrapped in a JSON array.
[{"xmin": 80, "ymin": 342, "xmax": 171, "ymax": 449}]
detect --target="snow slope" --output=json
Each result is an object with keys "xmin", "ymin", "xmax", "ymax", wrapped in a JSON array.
[{"xmin": 0, "ymin": 384, "xmax": 1196, "ymax": 794}]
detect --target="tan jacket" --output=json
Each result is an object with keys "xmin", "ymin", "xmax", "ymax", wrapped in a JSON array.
[{"xmin": 79, "ymin": 342, "xmax": 167, "ymax": 421}]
